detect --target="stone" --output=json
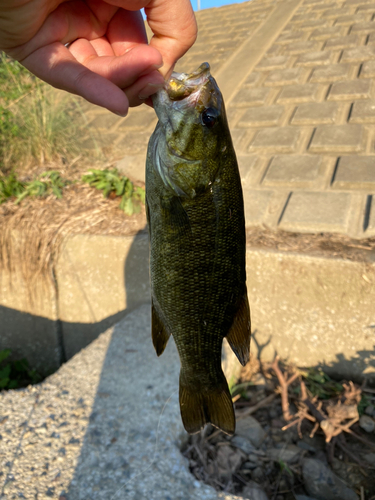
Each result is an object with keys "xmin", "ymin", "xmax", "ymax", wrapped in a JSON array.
[
  {"xmin": 231, "ymin": 87, "xmax": 271, "ymax": 107},
  {"xmin": 231, "ymin": 435, "xmax": 257, "ymax": 455},
  {"xmin": 341, "ymin": 46, "xmax": 375, "ymax": 63},
  {"xmin": 310, "ymin": 26, "xmax": 344, "ymax": 40},
  {"xmin": 328, "ymin": 79, "xmax": 372, "ymax": 101},
  {"xmin": 350, "ymin": 100, "xmax": 375, "ymax": 123},
  {"xmin": 298, "ymin": 20, "xmax": 330, "ymax": 31},
  {"xmin": 263, "ymin": 155, "xmax": 323, "ymax": 187},
  {"xmin": 302, "ymin": 459, "xmax": 359, "ymax": 500},
  {"xmin": 363, "ymin": 452, "xmax": 375, "ymax": 464},
  {"xmin": 309, "ymin": 125, "xmax": 365, "ymax": 153},
  {"xmin": 256, "ymin": 55, "xmax": 290, "ymax": 70},
  {"xmin": 291, "ymin": 102, "xmax": 341, "ymax": 125},
  {"xmin": 360, "ymin": 60, "xmax": 375, "ymax": 78},
  {"xmin": 263, "ymin": 67, "xmax": 306, "ymax": 87},
  {"xmin": 365, "ymin": 404, "xmax": 375, "ymax": 416},
  {"xmin": 335, "ymin": 13, "xmax": 369, "ymax": 25},
  {"xmin": 248, "ymin": 127, "xmax": 302, "ymax": 153},
  {"xmin": 234, "ymin": 416, "xmax": 266, "ymax": 448},
  {"xmin": 283, "ymin": 41, "xmax": 322, "ymax": 55},
  {"xmin": 251, "ymin": 466, "xmax": 265, "ymax": 482},
  {"xmin": 279, "ymin": 191, "xmax": 351, "ymax": 233},
  {"xmin": 310, "ymin": 63, "xmax": 353, "ymax": 83},
  {"xmin": 332, "ymin": 156, "xmax": 375, "ymax": 190},
  {"xmin": 242, "ymin": 481, "xmax": 269, "ymax": 500},
  {"xmin": 237, "ymin": 155, "xmax": 263, "ymax": 186},
  {"xmin": 295, "ymin": 50, "xmax": 335, "ymax": 66},
  {"xmin": 297, "ymin": 440, "xmax": 316, "ymax": 453},
  {"xmin": 324, "ymin": 35, "xmax": 360, "ymax": 49},
  {"xmin": 243, "ymin": 189, "xmax": 273, "ymax": 225},
  {"xmin": 275, "ymin": 31, "xmax": 308, "ymax": 44},
  {"xmin": 244, "ymin": 72, "xmax": 262, "ymax": 87},
  {"xmin": 277, "ymin": 83, "xmax": 324, "ymax": 103},
  {"xmin": 350, "ymin": 21, "xmax": 375, "ymax": 34},
  {"xmin": 238, "ymin": 105, "xmax": 285, "ymax": 127},
  {"xmin": 267, "ymin": 445, "xmax": 302, "ymax": 463},
  {"xmin": 359, "ymin": 415, "xmax": 375, "ymax": 433}
]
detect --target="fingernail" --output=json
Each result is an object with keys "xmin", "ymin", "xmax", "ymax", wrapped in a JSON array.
[
  {"xmin": 140, "ymin": 62, "xmax": 164, "ymax": 77},
  {"xmin": 138, "ymin": 82, "xmax": 165, "ymax": 100},
  {"xmin": 114, "ymin": 111, "xmax": 128, "ymax": 117}
]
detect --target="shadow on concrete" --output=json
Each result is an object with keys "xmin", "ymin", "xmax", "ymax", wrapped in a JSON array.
[
  {"xmin": 251, "ymin": 330, "xmax": 375, "ymax": 385},
  {"xmin": 0, "ymin": 229, "xmax": 150, "ymax": 377}
]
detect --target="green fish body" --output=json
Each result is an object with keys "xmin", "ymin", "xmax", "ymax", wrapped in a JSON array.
[{"xmin": 146, "ymin": 63, "xmax": 251, "ymax": 435}]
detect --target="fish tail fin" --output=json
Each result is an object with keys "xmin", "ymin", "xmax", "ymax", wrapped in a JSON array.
[{"xmin": 179, "ymin": 370, "xmax": 235, "ymax": 435}]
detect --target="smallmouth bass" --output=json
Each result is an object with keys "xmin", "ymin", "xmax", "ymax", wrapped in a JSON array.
[{"xmin": 146, "ymin": 63, "xmax": 251, "ymax": 435}]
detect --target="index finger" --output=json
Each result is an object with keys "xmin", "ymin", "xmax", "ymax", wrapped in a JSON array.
[{"xmin": 144, "ymin": 0, "xmax": 197, "ymax": 78}]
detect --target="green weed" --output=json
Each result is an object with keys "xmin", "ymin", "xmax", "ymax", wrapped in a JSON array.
[
  {"xmin": 298, "ymin": 368, "xmax": 343, "ymax": 399},
  {"xmin": 358, "ymin": 394, "xmax": 370, "ymax": 416},
  {"xmin": 0, "ymin": 171, "xmax": 25, "ymax": 203},
  {"xmin": 82, "ymin": 168, "xmax": 145, "ymax": 215},
  {"xmin": 15, "ymin": 171, "xmax": 69, "ymax": 204},
  {"xmin": 0, "ymin": 170, "xmax": 70, "ymax": 204},
  {"xmin": 0, "ymin": 349, "xmax": 41, "ymax": 390}
]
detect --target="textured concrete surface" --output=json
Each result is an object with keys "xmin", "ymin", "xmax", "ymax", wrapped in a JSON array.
[
  {"xmin": 0, "ymin": 306, "xmax": 242, "ymax": 500},
  {"xmin": 56, "ymin": 231, "xmax": 150, "ymax": 359},
  {"xmin": 246, "ymin": 247, "xmax": 375, "ymax": 383},
  {"xmin": 76, "ymin": 0, "xmax": 375, "ymax": 239}
]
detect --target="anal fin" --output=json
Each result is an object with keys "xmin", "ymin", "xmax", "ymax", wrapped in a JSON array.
[
  {"xmin": 152, "ymin": 300, "xmax": 171, "ymax": 356},
  {"xmin": 226, "ymin": 291, "xmax": 251, "ymax": 366}
]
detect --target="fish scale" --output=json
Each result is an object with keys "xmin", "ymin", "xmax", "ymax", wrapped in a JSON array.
[{"xmin": 146, "ymin": 63, "xmax": 251, "ymax": 435}]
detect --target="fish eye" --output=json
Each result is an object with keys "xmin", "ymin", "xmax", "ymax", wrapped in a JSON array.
[{"xmin": 201, "ymin": 107, "xmax": 219, "ymax": 128}]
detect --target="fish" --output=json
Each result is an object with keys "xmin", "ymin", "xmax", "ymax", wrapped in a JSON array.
[{"xmin": 145, "ymin": 62, "xmax": 251, "ymax": 435}]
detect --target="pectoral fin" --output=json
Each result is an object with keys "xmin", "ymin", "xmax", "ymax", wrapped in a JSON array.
[
  {"xmin": 226, "ymin": 292, "xmax": 251, "ymax": 366},
  {"xmin": 151, "ymin": 300, "xmax": 171, "ymax": 356}
]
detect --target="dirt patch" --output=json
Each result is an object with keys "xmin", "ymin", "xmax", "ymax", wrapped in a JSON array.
[
  {"xmin": 182, "ymin": 357, "xmax": 375, "ymax": 500},
  {"xmin": 246, "ymin": 226, "xmax": 375, "ymax": 263}
]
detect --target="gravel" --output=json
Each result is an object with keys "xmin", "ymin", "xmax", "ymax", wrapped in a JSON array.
[{"xmin": 0, "ymin": 305, "xmax": 242, "ymax": 500}]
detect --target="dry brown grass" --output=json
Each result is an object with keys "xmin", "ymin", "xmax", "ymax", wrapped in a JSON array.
[{"xmin": 0, "ymin": 184, "xmax": 146, "ymax": 302}]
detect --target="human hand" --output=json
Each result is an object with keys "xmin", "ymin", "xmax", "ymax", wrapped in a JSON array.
[{"xmin": 0, "ymin": 0, "xmax": 197, "ymax": 115}]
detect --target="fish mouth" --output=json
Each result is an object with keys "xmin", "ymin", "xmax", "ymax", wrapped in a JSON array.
[{"xmin": 165, "ymin": 62, "xmax": 211, "ymax": 101}]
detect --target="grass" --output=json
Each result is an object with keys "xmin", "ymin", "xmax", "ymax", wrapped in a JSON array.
[
  {"xmin": 0, "ymin": 349, "xmax": 42, "ymax": 389},
  {"xmin": 0, "ymin": 52, "xmax": 84, "ymax": 174}
]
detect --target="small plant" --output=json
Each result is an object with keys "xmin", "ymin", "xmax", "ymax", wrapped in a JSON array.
[
  {"xmin": 15, "ymin": 171, "xmax": 69, "ymax": 204},
  {"xmin": 0, "ymin": 170, "xmax": 70, "ymax": 205},
  {"xmin": 299, "ymin": 368, "xmax": 343, "ymax": 399},
  {"xmin": 358, "ymin": 394, "xmax": 370, "ymax": 416},
  {"xmin": 0, "ymin": 171, "xmax": 25, "ymax": 203},
  {"xmin": 0, "ymin": 349, "xmax": 42, "ymax": 389},
  {"xmin": 82, "ymin": 168, "xmax": 145, "ymax": 215}
]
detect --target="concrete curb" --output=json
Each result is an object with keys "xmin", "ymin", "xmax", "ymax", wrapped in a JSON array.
[{"xmin": 1, "ymin": 230, "xmax": 374, "ymax": 382}]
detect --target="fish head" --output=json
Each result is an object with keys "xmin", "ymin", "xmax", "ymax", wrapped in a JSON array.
[{"xmin": 152, "ymin": 63, "xmax": 231, "ymax": 198}]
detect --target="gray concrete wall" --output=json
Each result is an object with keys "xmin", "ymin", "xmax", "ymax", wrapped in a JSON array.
[
  {"xmin": 246, "ymin": 249, "xmax": 375, "ymax": 383},
  {"xmin": 1, "ymin": 230, "xmax": 374, "ymax": 382}
]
